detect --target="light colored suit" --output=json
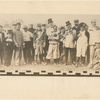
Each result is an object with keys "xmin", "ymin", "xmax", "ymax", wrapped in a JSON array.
[
  {"xmin": 64, "ymin": 29, "xmax": 76, "ymax": 48},
  {"xmin": 46, "ymin": 31, "xmax": 60, "ymax": 59},
  {"xmin": 89, "ymin": 26, "xmax": 100, "ymax": 64}
]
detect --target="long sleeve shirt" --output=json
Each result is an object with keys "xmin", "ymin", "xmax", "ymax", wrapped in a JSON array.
[
  {"xmin": 89, "ymin": 26, "xmax": 100, "ymax": 45},
  {"xmin": 28, "ymin": 28, "xmax": 36, "ymax": 44},
  {"xmin": 0, "ymin": 32, "xmax": 5, "ymax": 48},
  {"xmin": 22, "ymin": 31, "xmax": 33, "ymax": 42},
  {"xmin": 64, "ymin": 29, "xmax": 76, "ymax": 48},
  {"xmin": 77, "ymin": 30, "xmax": 88, "ymax": 45},
  {"xmin": 46, "ymin": 27, "xmax": 54, "ymax": 36},
  {"xmin": 48, "ymin": 31, "xmax": 59, "ymax": 44},
  {"xmin": 28, "ymin": 28, "xmax": 36, "ymax": 34}
]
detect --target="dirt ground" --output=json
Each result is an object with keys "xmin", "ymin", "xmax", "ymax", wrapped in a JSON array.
[
  {"xmin": 0, "ymin": 52, "xmax": 99, "ymax": 72},
  {"xmin": 0, "ymin": 62, "xmax": 99, "ymax": 72}
]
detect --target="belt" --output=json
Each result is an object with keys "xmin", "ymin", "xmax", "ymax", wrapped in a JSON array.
[
  {"xmin": 24, "ymin": 41, "xmax": 31, "ymax": 43},
  {"xmin": 50, "ymin": 43, "xmax": 58, "ymax": 45}
]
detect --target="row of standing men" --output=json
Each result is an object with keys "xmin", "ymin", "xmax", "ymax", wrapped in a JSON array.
[{"xmin": 0, "ymin": 18, "xmax": 100, "ymax": 69}]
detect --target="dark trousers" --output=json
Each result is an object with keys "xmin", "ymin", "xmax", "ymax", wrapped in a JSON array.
[
  {"xmin": 23, "ymin": 41, "xmax": 32, "ymax": 64},
  {"xmin": 86, "ymin": 46, "xmax": 90, "ymax": 64},
  {"xmin": 65, "ymin": 48, "xmax": 73, "ymax": 64},
  {"xmin": 59, "ymin": 42, "xmax": 63, "ymax": 56},
  {"xmin": 30, "ymin": 41, "xmax": 35, "ymax": 61},
  {"xmin": 46, "ymin": 42, "xmax": 49, "ymax": 52},
  {"xmin": 46, "ymin": 36, "xmax": 49, "ymax": 51},
  {"xmin": 0, "ymin": 47, "xmax": 3, "ymax": 64},
  {"xmin": 13, "ymin": 46, "xmax": 16, "ymax": 61},
  {"xmin": 43, "ymin": 47, "xmax": 47, "ymax": 58},
  {"xmin": 72, "ymin": 48, "xmax": 76, "ymax": 63},
  {"xmin": 43, "ymin": 39, "xmax": 49, "ymax": 59},
  {"xmin": 3, "ymin": 47, "xmax": 13, "ymax": 66}
]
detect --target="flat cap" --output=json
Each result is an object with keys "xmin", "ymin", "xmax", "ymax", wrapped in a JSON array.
[
  {"xmin": 66, "ymin": 21, "xmax": 71, "ymax": 26},
  {"xmin": 91, "ymin": 19, "xmax": 96, "ymax": 22},
  {"xmin": 37, "ymin": 24, "xmax": 41, "ymax": 27},
  {"xmin": 16, "ymin": 21, "xmax": 21, "ymax": 25},
  {"xmin": 60, "ymin": 26, "xmax": 65, "ymax": 30},
  {"xmin": 74, "ymin": 19, "xmax": 79, "ymax": 23},
  {"xmin": 42, "ymin": 23, "xmax": 46, "ymax": 26},
  {"xmin": 53, "ymin": 25, "xmax": 57, "ymax": 28},
  {"xmin": 48, "ymin": 18, "xmax": 53, "ymax": 24}
]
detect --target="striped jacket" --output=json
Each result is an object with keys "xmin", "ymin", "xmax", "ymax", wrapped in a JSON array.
[{"xmin": 33, "ymin": 29, "xmax": 46, "ymax": 45}]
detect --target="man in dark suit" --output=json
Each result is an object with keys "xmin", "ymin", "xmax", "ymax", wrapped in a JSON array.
[
  {"xmin": 41, "ymin": 23, "xmax": 47, "ymax": 62},
  {"xmin": 12, "ymin": 21, "xmax": 16, "ymax": 61},
  {"xmin": 13, "ymin": 22, "xmax": 24, "ymax": 66},
  {"xmin": 72, "ymin": 19, "xmax": 80, "ymax": 36},
  {"xmin": 3, "ymin": 28, "xmax": 14, "ymax": 67},
  {"xmin": 72, "ymin": 19, "xmax": 80, "ymax": 64},
  {"xmin": 85, "ymin": 25, "xmax": 90, "ymax": 65},
  {"xmin": 28, "ymin": 24, "xmax": 36, "ymax": 62},
  {"xmin": 0, "ymin": 25, "xmax": 4, "ymax": 65}
]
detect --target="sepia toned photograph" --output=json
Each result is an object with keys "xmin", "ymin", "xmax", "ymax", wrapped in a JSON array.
[
  {"xmin": 0, "ymin": 14, "xmax": 100, "ymax": 76},
  {"xmin": 0, "ymin": 1, "xmax": 100, "ymax": 99}
]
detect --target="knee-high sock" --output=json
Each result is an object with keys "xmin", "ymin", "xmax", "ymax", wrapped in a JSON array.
[
  {"xmin": 46, "ymin": 59, "xmax": 50, "ymax": 63},
  {"xmin": 39, "ymin": 54, "xmax": 42, "ymax": 62},
  {"xmin": 35, "ymin": 55, "xmax": 38, "ymax": 62},
  {"xmin": 54, "ymin": 59, "xmax": 57, "ymax": 63},
  {"xmin": 76, "ymin": 57, "xmax": 80, "ymax": 64},
  {"xmin": 82, "ymin": 56, "xmax": 85, "ymax": 64}
]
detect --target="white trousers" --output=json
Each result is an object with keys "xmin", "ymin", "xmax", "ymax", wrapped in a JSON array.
[
  {"xmin": 77, "ymin": 44, "xmax": 87, "ymax": 57},
  {"xmin": 89, "ymin": 45, "xmax": 95, "ymax": 63},
  {"xmin": 46, "ymin": 43, "xmax": 59, "ymax": 59}
]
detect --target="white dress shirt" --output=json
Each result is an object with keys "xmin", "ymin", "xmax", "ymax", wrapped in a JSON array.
[
  {"xmin": 23, "ymin": 31, "xmax": 33, "ymax": 42},
  {"xmin": 64, "ymin": 30, "xmax": 75, "ymax": 48},
  {"xmin": 46, "ymin": 27, "xmax": 53, "ymax": 36},
  {"xmin": 89, "ymin": 26, "xmax": 100, "ymax": 45},
  {"xmin": 77, "ymin": 31, "xmax": 87, "ymax": 45}
]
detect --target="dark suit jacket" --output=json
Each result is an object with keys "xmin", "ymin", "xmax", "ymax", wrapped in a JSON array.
[
  {"xmin": 72, "ymin": 26, "xmax": 80, "ymax": 36},
  {"xmin": 0, "ymin": 32, "xmax": 5, "ymax": 49},
  {"xmin": 13, "ymin": 29, "xmax": 24, "ymax": 49}
]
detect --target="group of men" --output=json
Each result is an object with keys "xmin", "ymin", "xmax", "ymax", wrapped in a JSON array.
[{"xmin": 0, "ymin": 18, "xmax": 100, "ymax": 69}]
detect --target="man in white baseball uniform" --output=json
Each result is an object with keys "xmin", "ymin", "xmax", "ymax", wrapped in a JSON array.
[
  {"xmin": 76, "ymin": 23, "xmax": 88, "ymax": 67},
  {"xmin": 46, "ymin": 25, "xmax": 59, "ymax": 65},
  {"xmin": 46, "ymin": 18, "xmax": 54, "ymax": 64}
]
